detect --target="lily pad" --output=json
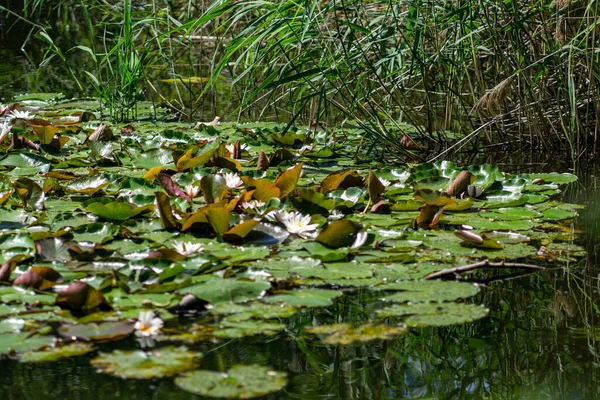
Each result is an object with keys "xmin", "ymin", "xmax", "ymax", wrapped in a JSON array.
[
  {"xmin": 183, "ymin": 279, "xmax": 271, "ymax": 304},
  {"xmin": 378, "ymin": 280, "xmax": 480, "ymax": 303},
  {"xmin": 306, "ymin": 323, "xmax": 406, "ymax": 345},
  {"xmin": 91, "ymin": 346, "xmax": 202, "ymax": 379},
  {"xmin": 377, "ymin": 302, "xmax": 489, "ymax": 326},
  {"xmin": 175, "ymin": 365, "xmax": 287, "ymax": 398},
  {"xmin": 264, "ymin": 289, "xmax": 343, "ymax": 308}
]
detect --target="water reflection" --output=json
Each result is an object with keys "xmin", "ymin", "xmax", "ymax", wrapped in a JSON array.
[{"xmin": 2, "ymin": 262, "xmax": 599, "ymax": 400}]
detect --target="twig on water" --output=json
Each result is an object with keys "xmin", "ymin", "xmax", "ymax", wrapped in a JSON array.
[{"xmin": 425, "ymin": 260, "xmax": 546, "ymax": 280}]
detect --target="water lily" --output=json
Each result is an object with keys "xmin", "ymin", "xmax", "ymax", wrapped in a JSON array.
[
  {"xmin": 0, "ymin": 119, "xmax": 12, "ymax": 141},
  {"xmin": 223, "ymin": 172, "xmax": 243, "ymax": 189},
  {"xmin": 328, "ymin": 209, "xmax": 345, "ymax": 220},
  {"xmin": 225, "ymin": 142, "xmax": 249, "ymax": 155},
  {"xmin": 172, "ymin": 240, "xmax": 204, "ymax": 256},
  {"xmin": 240, "ymin": 200, "xmax": 265, "ymax": 210},
  {"xmin": 134, "ymin": 311, "xmax": 163, "ymax": 337},
  {"xmin": 277, "ymin": 211, "xmax": 319, "ymax": 238},
  {"xmin": 9, "ymin": 110, "xmax": 33, "ymax": 119},
  {"xmin": 184, "ymin": 184, "xmax": 200, "ymax": 199},
  {"xmin": 379, "ymin": 178, "xmax": 391, "ymax": 187}
]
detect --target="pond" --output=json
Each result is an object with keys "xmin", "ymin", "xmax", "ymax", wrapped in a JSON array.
[{"xmin": 1, "ymin": 19, "xmax": 599, "ymax": 400}]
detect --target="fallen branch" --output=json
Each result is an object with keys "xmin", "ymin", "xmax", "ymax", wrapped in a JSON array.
[{"xmin": 424, "ymin": 260, "xmax": 546, "ymax": 280}]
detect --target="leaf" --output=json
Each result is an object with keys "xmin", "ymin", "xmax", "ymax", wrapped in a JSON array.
[
  {"xmin": 85, "ymin": 201, "xmax": 154, "ymax": 221},
  {"xmin": 177, "ymin": 144, "xmax": 218, "ymax": 171},
  {"xmin": 316, "ymin": 220, "xmax": 362, "ymax": 248},
  {"xmin": 91, "ymin": 347, "xmax": 201, "ymax": 379},
  {"xmin": 241, "ymin": 176, "xmax": 281, "ymax": 201},
  {"xmin": 223, "ymin": 219, "xmax": 260, "ymax": 242},
  {"xmin": 32, "ymin": 123, "xmax": 59, "ymax": 145},
  {"xmin": 207, "ymin": 207, "xmax": 230, "ymax": 236},
  {"xmin": 154, "ymin": 191, "xmax": 181, "ymax": 229},
  {"xmin": 274, "ymin": 163, "xmax": 303, "ymax": 198},
  {"xmin": 87, "ymin": 124, "xmax": 114, "ymax": 141},
  {"xmin": 13, "ymin": 178, "xmax": 45, "ymax": 210},
  {"xmin": 367, "ymin": 169, "xmax": 385, "ymax": 201},
  {"xmin": 183, "ymin": 279, "xmax": 271, "ymax": 304},
  {"xmin": 13, "ymin": 267, "xmax": 63, "ymax": 290},
  {"xmin": 20, "ymin": 342, "xmax": 96, "ymax": 363},
  {"xmin": 201, "ymin": 174, "xmax": 228, "ymax": 203},
  {"xmin": 264, "ymin": 289, "xmax": 343, "ymax": 307},
  {"xmin": 0, "ymin": 332, "xmax": 55, "ymax": 356},
  {"xmin": 306, "ymin": 323, "xmax": 406, "ymax": 345},
  {"xmin": 157, "ymin": 173, "xmax": 192, "ymax": 202},
  {"xmin": 376, "ymin": 302, "xmax": 489, "ymax": 326},
  {"xmin": 378, "ymin": 280, "xmax": 480, "ymax": 303},
  {"xmin": 55, "ymin": 281, "xmax": 113, "ymax": 313},
  {"xmin": 320, "ymin": 170, "xmax": 363, "ymax": 193},
  {"xmin": 175, "ymin": 365, "xmax": 287, "ymax": 398}
]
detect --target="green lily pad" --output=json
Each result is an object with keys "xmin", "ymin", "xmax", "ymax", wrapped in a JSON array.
[
  {"xmin": 57, "ymin": 321, "xmax": 134, "ymax": 341},
  {"xmin": 91, "ymin": 346, "xmax": 202, "ymax": 379},
  {"xmin": 183, "ymin": 279, "xmax": 271, "ymax": 304},
  {"xmin": 378, "ymin": 280, "xmax": 480, "ymax": 303},
  {"xmin": 85, "ymin": 201, "xmax": 154, "ymax": 221},
  {"xmin": 306, "ymin": 323, "xmax": 406, "ymax": 345},
  {"xmin": 20, "ymin": 342, "xmax": 96, "ymax": 363},
  {"xmin": 213, "ymin": 320, "xmax": 285, "ymax": 338},
  {"xmin": 175, "ymin": 365, "xmax": 287, "ymax": 398},
  {"xmin": 0, "ymin": 332, "xmax": 55, "ymax": 355},
  {"xmin": 264, "ymin": 289, "xmax": 343, "ymax": 308},
  {"xmin": 377, "ymin": 302, "xmax": 489, "ymax": 326}
]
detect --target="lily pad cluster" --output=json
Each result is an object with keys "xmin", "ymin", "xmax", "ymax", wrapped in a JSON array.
[{"xmin": 0, "ymin": 95, "xmax": 585, "ymax": 398}]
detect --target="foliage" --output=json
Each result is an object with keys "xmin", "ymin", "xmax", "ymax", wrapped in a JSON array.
[{"xmin": 0, "ymin": 97, "xmax": 586, "ymax": 398}]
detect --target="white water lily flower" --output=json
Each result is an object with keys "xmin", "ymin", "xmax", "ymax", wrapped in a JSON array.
[
  {"xmin": 9, "ymin": 110, "xmax": 33, "ymax": 119},
  {"xmin": 225, "ymin": 142, "xmax": 249, "ymax": 155},
  {"xmin": 134, "ymin": 311, "xmax": 163, "ymax": 337},
  {"xmin": 277, "ymin": 211, "xmax": 319, "ymax": 238},
  {"xmin": 0, "ymin": 119, "xmax": 12, "ymax": 141},
  {"xmin": 223, "ymin": 172, "xmax": 243, "ymax": 189},
  {"xmin": 240, "ymin": 200, "xmax": 265, "ymax": 210},
  {"xmin": 379, "ymin": 178, "xmax": 391, "ymax": 187},
  {"xmin": 172, "ymin": 240, "xmax": 203, "ymax": 256},
  {"xmin": 184, "ymin": 184, "xmax": 200, "ymax": 199},
  {"xmin": 328, "ymin": 209, "xmax": 345, "ymax": 220}
]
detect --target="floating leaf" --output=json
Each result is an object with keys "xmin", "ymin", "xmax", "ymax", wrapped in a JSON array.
[
  {"xmin": 175, "ymin": 365, "xmax": 287, "ymax": 398},
  {"xmin": 183, "ymin": 279, "xmax": 271, "ymax": 304},
  {"xmin": 378, "ymin": 280, "xmax": 479, "ymax": 303},
  {"xmin": 32, "ymin": 123, "xmax": 59, "ymax": 144},
  {"xmin": 85, "ymin": 201, "xmax": 154, "ymax": 221},
  {"xmin": 91, "ymin": 347, "xmax": 201, "ymax": 379},
  {"xmin": 20, "ymin": 342, "xmax": 96, "ymax": 363},
  {"xmin": 306, "ymin": 323, "xmax": 406, "ymax": 345},
  {"xmin": 55, "ymin": 281, "xmax": 113, "ymax": 313},
  {"xmin": 264, "ymin": 289, "xmax": 342, "ymax": 308},
  {"xmin": 315, "ymin": 220, "xmax": 362, "ymax": 248},
  {"xmin": 201, "ymin": 174, "xmax": 228, "ymax": 203},
  {"xmin": 13, "ymin": 177, "xmax": 45, "ymax": 210},
  {"xmin": 320, "ymin": 170, "xmax": 363, "ymax": 193},
  {"xmin": 377, "ymin": 302, "xmax": 489, "ymax": 326},
  {"xmin": 157, "ymin": 173, "xmax": 191, "ymax": 202},
  {"xmin": 213, "ymin": 320, "xmax": 285, "ymax": 338},
  {"xmin": 58, "ymin": 321, "xmax": 134, "ymax": 341},
  {"xmin": 274, "ymin": 163, "xmax": 303, "ymax": 198},
  {"xmin": 13, "ymin": 266, "xmax": 63, "ymax": 290},
  {"xmin": 0, "ymin": 332, "xmax": 55, "ymax": 356}
]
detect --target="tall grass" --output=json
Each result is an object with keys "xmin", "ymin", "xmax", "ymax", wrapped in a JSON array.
[
  {"xmin": 5, "ymin": 0, "xmax": 600, "ymax": 159},
  {"xmin": 191, "ymin": 0, "xmax": 600, "ymax": 159}
]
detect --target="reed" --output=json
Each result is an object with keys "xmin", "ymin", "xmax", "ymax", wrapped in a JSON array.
[{"xmin": 6, "ymin": 0, "xmax": 600, "ymax": 158}]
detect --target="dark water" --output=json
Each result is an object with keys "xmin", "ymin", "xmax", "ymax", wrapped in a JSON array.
[{"xmin": 2, "ymin": 9, "xmax": 600, "ymax": 400}]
